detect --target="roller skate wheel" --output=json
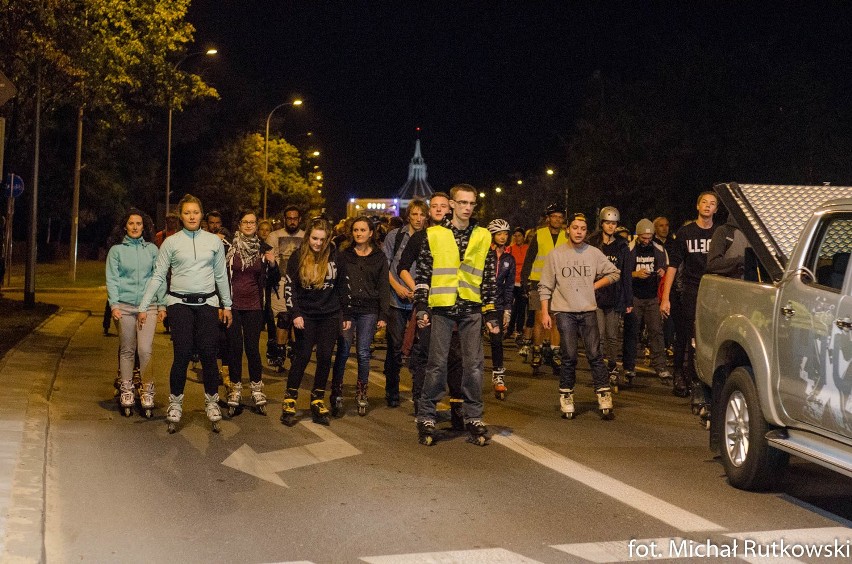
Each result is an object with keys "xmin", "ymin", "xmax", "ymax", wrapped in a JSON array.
[
  {"xmin": 211, "ymin": 421, "xmax": 221, "ymax": 433},
  {"xmin": 122, "ymin": 407, "xmax": 133, "ymax": 417},
  {"xmin": 419, "ymin": 435, "xmax": 434, "ymax": 446},
  {"xmin": 228, "ymin": 405, "xmax": 238, "ymax": 417},
  {"xmin": 562, "ymin": 412, "xmax": 574, "ymax": 420},
  {"xmin": 468, "ymin": 435, "xmax": 488, "ymax": 446},
  {"xmin": 280, "ymin": 414, "xmax": 296, "ymax": 426},
  {"xmin": 691, "ymin": 405, "xmax": 701, "ymax": 415},
  {"xmin": 600, "ymin": 409, "xmax": 614, "ymax": 420},
  {"xmin": 358, "ymin": 406, "xmax": 366, "ymax": 416},
  {"xmin": 496, "ymin": 391, "xmax": 506, "ymax": 400},
  {"xmin": 702, "ymin": 418, "xmax": 711, "ymax": 430},
  {"xmin": 255, "ymin": 404, "xmax": 267, "ymax": 416},
  {"xmin": 167, "ymin": 422, "xmax": 177, "ymax": 434},
  {"xmin": 612, "ymin": 385, "xmax": 619, "ymax": 394},
  {"xmin": 143, "ymin": 408, "xmax": 153, "ymax": 419}
]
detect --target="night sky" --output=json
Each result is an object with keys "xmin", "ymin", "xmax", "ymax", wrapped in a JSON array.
[{"xmin": 185, "ymin": 1, "xmax": 852, "ymax": 207}]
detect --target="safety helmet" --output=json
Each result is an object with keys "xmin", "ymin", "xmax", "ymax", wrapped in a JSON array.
[
  {"xmin": 544, "ymin": 203, "xmax": 564, "ymax": 216},
  {"xmin": 599, "ymin": 206, "xmax": 620, "ymax": 223},
  {"xmin": 487, "ymin": 219, "xmax": 511, "ymax": 234}
]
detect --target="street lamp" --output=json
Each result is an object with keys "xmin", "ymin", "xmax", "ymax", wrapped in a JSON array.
[
  {"xmin": 165, "ymin": 48, "xmax": 217, "ymax": 215},
  {"xmin": 264, "ymin": 99, "xmax": 303, "ymax": 219}
]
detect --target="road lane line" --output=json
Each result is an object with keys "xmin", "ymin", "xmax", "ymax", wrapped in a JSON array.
[
  {"xmin": 360, "ymin": 548, "xmax": 544, "ymax": 563},
  {"xmin": 491, "ymin": 431, "xmax": 724, "ymax": 533}
]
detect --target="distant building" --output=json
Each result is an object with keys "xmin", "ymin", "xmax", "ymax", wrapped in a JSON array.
[{"xmin": 347, "ymin": 139, "xmax": 434, "ymax": 217}]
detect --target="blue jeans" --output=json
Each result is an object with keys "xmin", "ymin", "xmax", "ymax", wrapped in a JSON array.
[
  {"xmin": 418, "ymin": 313, "xmax": 484, "ymax": 422},
  {"xmin": 555, "ymin": 311, "xmax": 608, "ymax": 390},
  {"xmin": 332, "ymin": 312, "xmax": 378, "ymax": 394},
  {"xmin": 383, "ymin": 307, "xmax": 409, "ymax": 401}
]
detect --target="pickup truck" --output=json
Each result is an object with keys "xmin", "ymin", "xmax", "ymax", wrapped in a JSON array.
[{"xmin": 695, "ymin": 182, "xmax": 852, "ymax": 491}]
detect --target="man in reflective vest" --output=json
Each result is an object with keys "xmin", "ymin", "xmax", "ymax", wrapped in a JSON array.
[
  {"xmin": 519, "ymin": 203, "xmax": 568, "ymax": 371},
  {"xmin": 413, "ymin": 184, "xmax": 500, "ymax": 446}
]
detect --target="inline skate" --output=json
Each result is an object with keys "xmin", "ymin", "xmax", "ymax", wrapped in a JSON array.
[
  {"xmin": 559, "ymin": 388, "xmax": 575, "ymax": 419},
  {"xmin": 250, "ymin": 380, "xmax": 267, "ymax": 415},
  {"xmin": 119, "ymin": 380, "xmax": 135, "ymax": 417},
  {"xmin": 166, "ymin": 394, "xmax": 184, "ymax": 434},
  {"xmin": 622, "ymin": 370, "xmax": 636, "ymax": 388},
  {"xmin": 205, "ymin": 393, "xmax": 222, "ymax": 432},
  {"xmin": 139, "ymin": 382, "xmax": 155, "ymax": 419},
  {"xmin": 226, "ymin": 381, "xmax": 242, "ymax": 417},
  {"xmin": 530, "ymin": 345, "xmax": 543, "ymax": 375},
  {"xmin": 280, "ymin": 389, "xmax": 298, "ymax": 426},
  {"xmin": 355, "ymin": 381, "xmax": 368, "ymax": 416},
  {"xmin": 465, "ymin": 419, "xmax": 489, "ymax": 446},
  {"xmin": 417, "ymin": 419, "xmax": 436, "ymax": 446},
  {"xmin": 517, "ymin": 339, "xmax": 531, "ymax": 362},
  {"xmin": 596, "ymin": 387, "xmax": 614, "ymax": 420},
  {"xmin": 492, "ymin": 368, "xmax": 507, "ymax": 400},
  {"xmin": 266, "ymin": 339, "xmax": 278, "ymax": 367},
  {"xmin": 310, "ymin": 389, "xmax": 330, "ymax": 426}
]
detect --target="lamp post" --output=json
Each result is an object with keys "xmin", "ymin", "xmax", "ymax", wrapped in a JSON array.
[
  {"xmin": 264, "ymin": 99, "xmax": 303, "ymax": 219},
  {"xmin": 165, "ymin": 48, "xmax": 217, "ymax": 215}
]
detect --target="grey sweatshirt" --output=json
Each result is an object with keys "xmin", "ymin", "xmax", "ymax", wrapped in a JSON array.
[{"xmin": 538, "ymin": 242, "xmax": 620, "ymax": 313}]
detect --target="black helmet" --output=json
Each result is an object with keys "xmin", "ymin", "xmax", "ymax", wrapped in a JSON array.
[{"xmin": 544, "ymin": 203, "xmax": 564, "ymax": 216}]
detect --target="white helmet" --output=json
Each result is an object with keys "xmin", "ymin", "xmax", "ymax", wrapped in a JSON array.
[
  {"xmin": 487, "ymin": 219, "xmax": 511, "ymax": 234},
  {"xmin": 600, "ymin": 206, "xmax": 620, "ymax": 223}
]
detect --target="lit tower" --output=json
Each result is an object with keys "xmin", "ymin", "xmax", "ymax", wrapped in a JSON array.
[{"xmin": 397, "ymin": 133, "xmax": 433, "ymax": 199}]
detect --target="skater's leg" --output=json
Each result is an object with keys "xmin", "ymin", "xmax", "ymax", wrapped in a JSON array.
[
  {"xmin": 226, "ymin": 309, "xmax": 246, "ymax": 386},
  {"xmin": 458, "ymin": 313, "xmax": 485, "ymax": 422},
  {"xmin": 116, "ymin": 304, "xmax": 139, "ymax": 386},
  {"xmin": 383, "ymin": 308, "xmax": 406, "ymax": 405},
  {"xmin": 241, "ymin": 310, "xmax": 264, "ymax": 383},
  {"xmin": 489, "ymin": 309, "xmax": 504, "ymax": 370},
  {"xmin": 286, "ymin": 317, "xmax": 317, "ymax": 391},
  {"xmin": 621, "ymin": 309, "xmax": 638, "ymax": 374},
  {"xmin": 579, "ymin": 311, "xmax": 609, "ymax": 391},
  {"xmin": 331, "ymin": 325, "xmax": 353, "ymax": 397},
  {"xmin": 410, "ymin": 324, "xmax": 430, "ymax": 411},
  {"xmin": 354, "ymin": 313, "xmax": 378, "ymax": 386},
  {"xmin": 166, "ymin": 304, "xmax": 194, "ymax": 395},
  {"xmin": 194, "ymin": 305, "xmax": 222, "ymax": 396},
  {"xmin": 311, "ymin": 315, "xmax": 341, "ymax": 393},
  {"xmin": 134, "ymin": 304, "xmax": 159, "ymax": 379},
  {"xmin": 555, "ymin": 313, "xmax": 580, "ymax": 391},
  {"xmin": 417, "ymin": 314, "xmax": 453, "ymax": 422}
]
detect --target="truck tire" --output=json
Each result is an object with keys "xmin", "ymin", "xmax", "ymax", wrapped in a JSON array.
[{"xmin": 720, "ymin": 366, "xmax": 788, "ymax": 491}]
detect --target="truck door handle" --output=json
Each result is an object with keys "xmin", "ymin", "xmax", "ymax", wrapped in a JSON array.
[
  {"xmin": 781, "ymin": 304, "xmax": 795, "ymax": 318},
  {"xmin": 836, "ymin": 318, "xmax": 852, "ymax": 331}
]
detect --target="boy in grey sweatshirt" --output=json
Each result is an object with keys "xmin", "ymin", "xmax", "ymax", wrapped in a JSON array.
[{"xmin": 539, "ymin": 213, "xmax": 620, "ymax": 419}]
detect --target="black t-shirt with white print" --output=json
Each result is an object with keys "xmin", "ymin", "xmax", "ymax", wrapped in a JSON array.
[{"xmin": 668, "ymin": 222, "xmax": 718, "ymax": 289}]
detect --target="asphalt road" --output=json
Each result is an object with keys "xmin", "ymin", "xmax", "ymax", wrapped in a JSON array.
[{"xmin": 43, "ymin": 309, "xmax": 852, "ymax": 563}]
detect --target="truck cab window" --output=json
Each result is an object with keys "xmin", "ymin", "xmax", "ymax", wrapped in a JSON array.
[{"xmin": 809, "ymin": 216, "xmax": 852, "ymax": 292}]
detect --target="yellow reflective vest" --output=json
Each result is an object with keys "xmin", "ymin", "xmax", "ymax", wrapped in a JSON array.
[
  {"xmin": 426, "ymin": 225, "xmax": 491, "ymax": 307},
  {"xmin": 530, "ymin": 227, "xmax": 567, "ymax": 281}
]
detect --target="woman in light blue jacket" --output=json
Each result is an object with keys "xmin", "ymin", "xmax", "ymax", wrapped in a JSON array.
[{"xmin": 106, "ymin": 208, "xmax": 165, "ymax": 418}]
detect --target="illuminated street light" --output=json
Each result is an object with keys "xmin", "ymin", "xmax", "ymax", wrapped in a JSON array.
[
  {"xmin": 479, "ymin": 192, "xmax": 486, "ymax": 198},
  {"xmin": 311, "ymin": 150, "xmax": 320, "ymax": 157},
  {"xmin": 517, "ymin": 179, "xmax": 523, "ymax": 185},
  {"xmin": 495, "ymin": 186, "xmax": 502, "ymax": 193},
  {"xmin": 166, "ymin": 48, "xmax": 218, "ymax": 214},
  {"xmin": 264, "ymin": 99, "xmax": 304, "ymax": 218},
  {"xmin": 546, "ymin": 168, "xmax": 554, "ymax": 175}
]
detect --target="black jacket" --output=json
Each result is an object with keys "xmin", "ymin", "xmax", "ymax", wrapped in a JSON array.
[{"xmin": 339, "ymin": 245, "xmax": 391, "ymax": 322}]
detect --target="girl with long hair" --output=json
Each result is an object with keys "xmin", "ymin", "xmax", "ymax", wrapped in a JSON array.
[
  {"xmin": 330, "ymin": 217, "xmax": 390, "ymax": 416},
  {"xmin": 281, "ymin": 217, "xmax": 351, "ymax": 426},
  {"xmin": 105, "ymin": 208, "xmax": 164, "ymax": 418}
]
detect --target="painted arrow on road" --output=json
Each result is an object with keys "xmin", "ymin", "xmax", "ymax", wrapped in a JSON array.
[{"xmin": 221, "ymin": 421, "xmax": 362, "ymax": 487}]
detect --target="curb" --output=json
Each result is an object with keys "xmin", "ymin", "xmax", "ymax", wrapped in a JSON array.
[{"xmin": 0, "ymin": 308, "xmax": 89, "ymax": 563}]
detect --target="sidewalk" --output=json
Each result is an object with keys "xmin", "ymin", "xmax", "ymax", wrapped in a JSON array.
[{"xmin": 0, "ymin": 289, "xmax": 103, "ymax": 563}]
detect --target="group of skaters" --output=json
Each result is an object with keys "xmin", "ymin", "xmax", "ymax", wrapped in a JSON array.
[{"xmin": 104, "ymin": 185, "xmax": 728, "ymax": 441}]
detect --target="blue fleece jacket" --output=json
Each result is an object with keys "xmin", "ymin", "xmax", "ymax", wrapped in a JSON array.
[{"xmin": 106, "ymin": 236, "xmax": 165, "ymax": 309}]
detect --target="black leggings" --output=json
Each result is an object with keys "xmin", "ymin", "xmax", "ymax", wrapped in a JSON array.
[
  {"xmin": 286, "ymin": 314, "xmax": 340, "ymax": 397},
  {"xmin": 226, "ymin": 309, "xmax": 264, "ymax": 384},
  {"xmin": 489, "ymin": 309, "xmax": 506, "ymax": 368},
  {"xmin": 167, "ymin": 304, "xmax": 220, "ymax": 396}
]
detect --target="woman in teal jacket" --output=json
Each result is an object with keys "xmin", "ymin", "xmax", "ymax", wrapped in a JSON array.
[{"xmin": 105, "ymin": 208, "xmax": 165, "ymax": 418}]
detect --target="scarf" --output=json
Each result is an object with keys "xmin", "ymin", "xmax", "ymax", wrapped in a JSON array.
[{"xmin": 228, "ymin": 231, "xmax": 261, "ymax": 271}]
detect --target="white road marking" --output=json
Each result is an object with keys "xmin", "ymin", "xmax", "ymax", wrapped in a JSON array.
[
  {"xmin": 360, "ymin": 548, "xmax": 544, "ymax": 563},
  {"xmin": 491, "ymin": 431, "xmax": 724, "ymax": 532},
  {"xmin": 221, "ymin": 421, "xmax": 361, "ymax": 487}
]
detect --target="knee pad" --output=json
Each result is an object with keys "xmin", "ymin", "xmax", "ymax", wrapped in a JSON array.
[{"xmin": 276, "ymin": 312, "xmax": 292, "ymax": 330}]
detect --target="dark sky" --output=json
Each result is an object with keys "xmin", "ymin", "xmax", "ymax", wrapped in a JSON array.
[{"xmin": 185, "ymin": 1, "xmax": 851, "ymax": 205}]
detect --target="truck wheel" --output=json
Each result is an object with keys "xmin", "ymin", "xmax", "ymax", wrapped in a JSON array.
[{"xmin": 720, "ymin": 367, "xmax": 788, "ymax": 491}]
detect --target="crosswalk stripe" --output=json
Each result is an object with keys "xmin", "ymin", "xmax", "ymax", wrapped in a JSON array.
[
  {"xmin": 360, "ymin": 548, "xmax": 544, "ymax": 563},
  {"xmin": 491, "ymin": 431, "xmax": 724, "ymax": 533}
]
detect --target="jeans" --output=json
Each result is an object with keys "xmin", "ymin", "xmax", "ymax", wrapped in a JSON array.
[
  {"xmin": 332, "ymin": 312, "xmax": 378, "ymax": 395},
  {"xmin": 116, "ymin": 303, "xmax": 157, "ymax": 384},
  {"xmin": 286, "ymin": 314, "xmax": 340, "ymax": 397},
  {"xmin": 418, "ymin": 313, "xmax": 484, "ymax": 422},
  {"xmin": 672, "ymin": 285, "xmax": 699, "ymax": 391},
  {"xmin": 166, "ymin": 304, "xmax": 221, "ymax": 396},
  {"xmin": 410, "ymin": 323, "xmax": 464, "ymax": 406},
  {"xmin": 595, "ymin": 307, "xmax": 622, "ymax": 369},
  {"xmin": 226, "ymin": 309, "xmax": 264, "ymax": 384},
  {"xmin": 555, "ymin": 311, "xmax": 608, "ymax": 390},
  {"xmin": 383, "ymin": 307, "xmax": 409, "ymax": 401},
  {"xmin": 622, "ymin": 297, "xmax": 666, "ymax": 373}
]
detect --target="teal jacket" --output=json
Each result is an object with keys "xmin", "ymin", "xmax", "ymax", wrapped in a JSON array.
[
  {"xmin": 139, "ymin": 228, "xmax": 232, "ymax": 310},
  {"xmin": 106, "ymin": 236, "xmax": 164, "ymax": 309}
]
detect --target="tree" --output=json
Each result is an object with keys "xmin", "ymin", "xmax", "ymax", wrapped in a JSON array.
[{"xmin": 194, "ymin": 133, "xmax": 323, "ymax": 222}]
